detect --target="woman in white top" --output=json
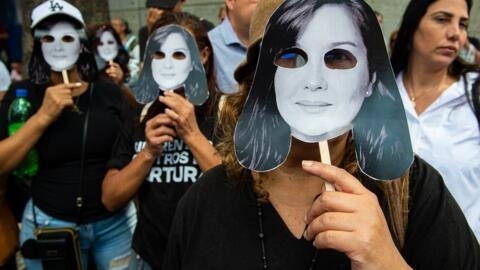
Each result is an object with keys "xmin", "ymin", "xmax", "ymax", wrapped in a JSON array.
[{"xmin": 390, "ymin": 0, "xmax": 480, "ymax": 241}]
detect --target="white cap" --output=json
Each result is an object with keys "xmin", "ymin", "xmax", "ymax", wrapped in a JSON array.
[{"xmin": 31, "ymin": 0, "xmax": 85, "ymax": 29}]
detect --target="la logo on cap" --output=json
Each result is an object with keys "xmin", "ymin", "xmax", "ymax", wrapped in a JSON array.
[
  {"xmin": 48, "ymin": 0, "xmax": 64, "ymax": 12},
  {"xmin": 30, "ymin": 0, "xmax": 85, "ymax": 29}
]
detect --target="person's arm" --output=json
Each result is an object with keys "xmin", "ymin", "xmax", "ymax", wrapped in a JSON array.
[
  {"xmin": 102, "ymin": 152, "xmax": 154, "ymax": 212},
  {"xmin": 102, "ymin": 112, "xmax": 177, "ymax": 211},
  {"xmin": 302, "ymin": 161, "xmax": 412, "ymax": 270},
  {"xmin": 160, "ymin": 91, "xmax": 221, "ymax": 172},
  {"xmin": 0, "ymin": 109, "xmax": 49, "ymax": 175},
  {"xmin": 0, "ymin": 82, "xmax": 83, "ymax": 176}
]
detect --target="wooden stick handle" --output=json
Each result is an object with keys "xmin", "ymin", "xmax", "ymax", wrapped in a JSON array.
[
  {"xmin": 62, "ymin": 70, "xmax": 69, "ymax": 84},
  {"xmin": 318, "ymin": 141, "xmax": 335, "ymax": 191}
]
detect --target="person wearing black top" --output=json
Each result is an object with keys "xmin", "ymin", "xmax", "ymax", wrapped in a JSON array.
[
  {"xmin": 0, "ymin": 1, "xmax": 136, "ymax": 269},
  {"xmin": 103, "ymin": 12, "xmax": 221, "ymax": 270},
  {"xmin": 162, "ymin": 0, "xmax": 480, "ymax": 269}
]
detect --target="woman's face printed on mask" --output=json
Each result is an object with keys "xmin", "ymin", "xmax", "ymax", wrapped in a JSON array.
[
  {"xmin": 40, "ymin": 21, "xmax": 81, "ymax": 71},
  {"xmin": 97, "ymin": 31, "xmax": 118, "ymax": 61},
  {"xmin": 274, "ymin": 4, "xmax": 373, "ymax": 142},
  {"xmin": 151, "ymin": 32, "xmax": 192, "ymax": 91}
]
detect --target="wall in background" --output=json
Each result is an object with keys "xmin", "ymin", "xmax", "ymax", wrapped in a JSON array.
[
  {"xmin": 108, "ymin": 0, "xmax": 224, "ymax": 38},
  {"xmin": 108, "ymin": 0, "xmax": 480, "ymax": 45}
]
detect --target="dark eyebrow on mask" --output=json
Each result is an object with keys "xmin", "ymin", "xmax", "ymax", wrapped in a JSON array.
[{"xmin": 330, "ymin": 41, "xmax": 357, "ymax": 47}]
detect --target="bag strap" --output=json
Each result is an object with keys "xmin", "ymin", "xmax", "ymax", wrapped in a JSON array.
[
  {"xmin": 32, "ymin": 83, "xmax": 94, "ymax": 227},
  {"xmin": 75, "ymin": 83, "xmax": 93, "ymax": 224},
  {"xmin": 463, "ymin": 74, "xmax": 480, "ymax": 129}
]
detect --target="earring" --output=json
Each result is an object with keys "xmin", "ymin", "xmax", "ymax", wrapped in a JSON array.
[{"xmin": 365, "ymin": 88, "xmax": 372, "ymax": 97}]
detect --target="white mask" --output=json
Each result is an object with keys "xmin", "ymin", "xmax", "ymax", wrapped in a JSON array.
[
  {"xmin": 41, "ymin": 21, "xmax": 81, "ymax": 71},
  {"xmin": 151, "ymin": 32, "xmax": 192, "ymax": 91},
  {"xmin": 97, "ymin": 31, "xmax": 118, "ymax": 62},
  {"xmin": 274, "ymin": 4, "xmax": 370, "ymax": 142}
]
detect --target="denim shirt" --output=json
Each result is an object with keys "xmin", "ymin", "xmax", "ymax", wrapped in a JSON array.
[{"xmin": 208, "ymin": 17, "xmax": 247, "ymax": 94}]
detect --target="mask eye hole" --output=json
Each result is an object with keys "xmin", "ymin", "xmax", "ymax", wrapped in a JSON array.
[
  {"xmin": 61, "ymin": 35, "xmax": 76, "ymax": 43},
  {"xmin": 274, "ymin": 48, "xmax": 308, "ymax": 68},
  {"xmin": 107, "ymin": 40, "xmax": 115, "ymax": 45},
  {"xmin": 152, "ymin": 51, "xmax": 165, "ymax": 59},
  {"xmin": 172, "ymin": 51, "xmax": 186, "ymax": 60},
  {"xmin": 324, "ymin": 49, "xmax": 357, "ymax": 69},
  {"xmin": 40, "ymin": 35, "xmax": 55, "ymax": 43}
]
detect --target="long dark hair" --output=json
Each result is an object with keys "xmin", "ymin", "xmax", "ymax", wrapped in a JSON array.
[
  {"xmin": 390, "ymin": 0, "xmax": 475, "ymax": 76},
  {"xmin": 234, "ymin": 0, "xmax": 412, "ymax": 179},
  {"xmin": 29, "ymin": 15, "xmax": 97, "ymax": 84}
]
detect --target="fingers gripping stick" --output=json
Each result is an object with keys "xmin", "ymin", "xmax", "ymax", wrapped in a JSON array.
[{"xmin": 62, "ymin": 70, "xmax": 81, "ymax": 114}]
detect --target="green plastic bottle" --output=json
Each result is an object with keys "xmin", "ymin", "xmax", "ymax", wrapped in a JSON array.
[{"xmin": 8, "ymin": 88, "xmax": 39, "ymax": 178}]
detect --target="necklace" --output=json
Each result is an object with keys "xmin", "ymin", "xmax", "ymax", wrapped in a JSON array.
[
  {"xmin": 256, "ymin": 202, "xmax": 319, "ymax": 270},
  {"xmin": 404, "ymin": 79, "xmax": 440, "ymax": 108},
  {"xmin": 406, "ymin": 87, "xmax": 438, "ymax": 108},
  {"xmin": 71, "ymin": 95, "xmax": 82, "ymax": 114}
]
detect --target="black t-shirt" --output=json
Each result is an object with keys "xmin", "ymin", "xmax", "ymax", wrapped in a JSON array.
[
  {"xmin": 163, "ymin": 157, "xmax": 480, "ymax": 269},
  {"xmin": 107, "ymin": 105, "xmax": 215, "ymax": 269},
  {"xmin": 0, "ymin": 80, "xmax": 130, "ymax": 223}
]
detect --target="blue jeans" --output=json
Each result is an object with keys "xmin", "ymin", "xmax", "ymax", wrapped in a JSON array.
[{"xmin": 20, "ymin": 199, "xmax": 138, "ymax": 270}]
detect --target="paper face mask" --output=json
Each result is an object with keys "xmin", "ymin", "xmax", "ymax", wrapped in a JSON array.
[
  {"xmin": 274, "ymin": 4, "xmax": 371, "ymax": 143},
  {"xmin": 234, "ymin": 0, "xmax": 413, "ymax": 180},
  {"xmin": 133, "ymin": 24, "xmax": 208, "ymax": 106},
  {"xmin": 97, "ymin": 31, "xmax": 119, "ymax": 62},
  {"xmin": 151, "ymin": 32, "xmax": 192, "ymax": 91},
  {"xmin": 41, "ymin": 21, "xmax": 81, "ymax": 71}
]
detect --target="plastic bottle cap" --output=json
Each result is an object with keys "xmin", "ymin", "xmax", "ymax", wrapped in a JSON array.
[{"xmin": 15, "ymin": 89, "xmax": 28, "ymax": 97}]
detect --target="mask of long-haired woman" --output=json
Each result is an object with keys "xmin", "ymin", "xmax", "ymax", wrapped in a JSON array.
[
  {"xmin": 133, "ymin": 24, "xmax": 208, "ymax": 107},
  {"xmin": 234, "ymin": 0, "xmax": 413, "ymax": 180}
]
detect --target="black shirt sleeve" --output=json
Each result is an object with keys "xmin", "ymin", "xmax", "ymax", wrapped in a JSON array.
[{"xmin": 402, "ymin": 156, "xmax": 480, "ymax": 269}]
